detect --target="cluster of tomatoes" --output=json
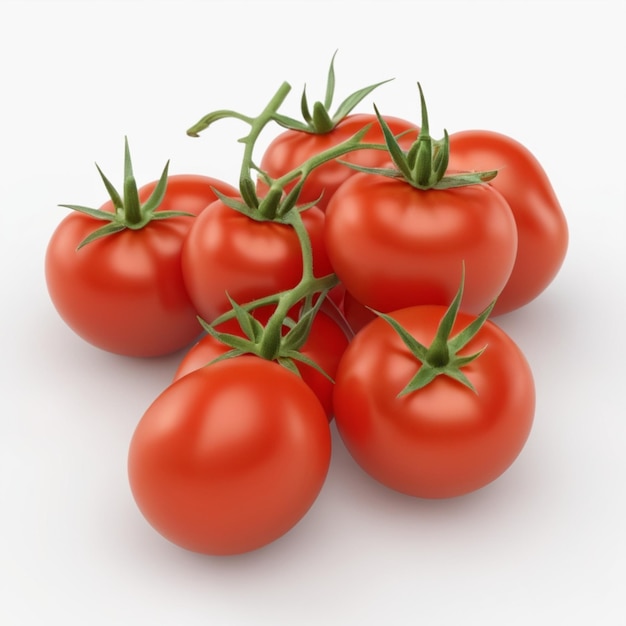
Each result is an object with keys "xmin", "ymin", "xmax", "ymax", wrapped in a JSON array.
[{"xmin": 45, "ymin": 56, "xmax": 568, "ymax": 556}]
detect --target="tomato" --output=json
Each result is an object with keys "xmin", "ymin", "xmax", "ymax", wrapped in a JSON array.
[
  {"xmin": 324, "ymin": 172, "xmax": 518, "ymax": 315},
  {"xmin": 259, "ymin": 114, "xmax": 419, "ymax": 211},
  {"xmin": 181, "ymin": 199, "xmax": 334, "ymax": 322},
  {"xmin": 447, "ymin": 130, "xmax": 568, "ymax": 315},
  {"xmin": 128, "ymin": 357, "xmax": 331, "ymax": 555},
  {"xmin": 45, "ymin": 174, "xmax": 238, "ymax": 357},
  {"xmin": 333, "ymin": 305, "xmax": 535, "ymax": 498},
  {"xmin": 173, "ymin": 300, "xmax": 352, "ymax": 419}
]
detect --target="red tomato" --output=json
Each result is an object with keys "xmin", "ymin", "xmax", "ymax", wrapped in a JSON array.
[
  {"xmin": 447, "ymin": 130, "xmax": 568, "ymax": 315},
  {"xmin": 173, "ymin": 300, "xmax": 352, "ymax": 419},
  {"xmin": 333, "ymin": 306, "xmax": 535, "ymax": 498},
  {"xmin": 259, "ymin": 114, "xmax": 419, "ymax": 211},
  {"xmin": 128, "ymin": 357, "xmax": 331, "ymax": 555},
  {"xmin": 181, "ymin": 199, "xmax": 333, "ymax": 322},
  {"xmin": 324, "ymin": 173, "xmax": 518, "ymax": 315},
  {"xmin": 45, "ymin": 175, "xmax": 238, "ymax": 357}
]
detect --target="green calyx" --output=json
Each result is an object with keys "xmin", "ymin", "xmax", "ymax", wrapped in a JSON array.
[
  {"xmin": 375, "ymin": 269, "xmax": 496, "ymax": 396},
  {"xmin": 60, "ymin": 137, "xmax": 192, "ymax": 249},
  {"xmin": 271, "ymin": 50, "xmax": 393, "ymax": 135},
  {"xmin": 342, "ymin": 83, "xmax": 498, "ymax": 190},
  {"xmin": 199, "ymin": 285, "xmax": 337, "ymax": 382},
  {"xmin": 187, "ymin": 81, "xmax": 373, "ymax": 222}
]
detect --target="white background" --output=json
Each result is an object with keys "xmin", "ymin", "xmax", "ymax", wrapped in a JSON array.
[{"xmin": 1, "ymin": 1, "xmax": 625, "ymax": 624}]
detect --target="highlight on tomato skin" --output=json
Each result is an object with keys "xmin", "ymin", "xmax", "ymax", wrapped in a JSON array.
[
  {"xmin": 128, "ymin": 357, "xmax": 332, "ymax": 556},
  {"xmin": 332, "ymin": 304, "xmax": 536, "ymax": 499}
]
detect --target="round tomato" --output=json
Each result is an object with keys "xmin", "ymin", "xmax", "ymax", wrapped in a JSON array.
[
  {"xmin": 259, "ymin": 114, "xmax": 419, "ymax": 211},
  {"xmin": 173, "ymin": 300, "xmax": 352, "ymax": 420},
  {"xmin": 45, "ymin": 174, "xmax": 238, "ymax": 357},
  {"xmin": 447, "ymin": 130, "xmax": 568, "ymax": 315},
  {"xmin": 181, "ymin": 200, "xmax": 333, "ymax": 322},
  {"xmin": 128, "ymin": 357, "xmax": 331, "ymax": 555},
  {"xmin": 333, "ymin": 305, "xmax": 535, "ymax": 498},
  {"xmin": 324, "ymin": 173, "xmax": 518, "ymax": 315}
]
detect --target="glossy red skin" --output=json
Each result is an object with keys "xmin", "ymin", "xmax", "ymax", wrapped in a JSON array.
[
  {"xmin": 258, "ymin": 114, "xmax": 419, "ymax": 211},
  {"xmin": 324, "ymin": 174, "xmax": 518, "ymax": 315},
  {"xmin": 342, "ymin": 289, "xmax": 377, "ymax": 334},
  {"xmin": 447, "ymin": 130, "xmax": 568, "ymax": 315},
  {"xmin": 45, "ymin": 175, "xmax": 238, "ymax": 357},
  {"xmin": 181, "ymin": 200, "xmax": 334, "ymax": 322},
  {"xmin": 128, "ymin": 357, "xmax": 331, "ymax": 555},
  {"xmin": 173, "ymin": 301, "xmax": 352, "ymax": 419},
  {"xmin": 333, "ymin": 306, "xmax": 535, "ymax": 498}
]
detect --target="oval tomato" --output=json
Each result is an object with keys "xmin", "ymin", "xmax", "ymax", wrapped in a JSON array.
[
  {"xmin": 45, "ymin": 174, "xmax": 238, "ymax": 357},
  {"xmin": 173, "ymin": 300, "xmax": 352, "ymax": 419},
  {"xmin": 128, "ymin": 357, "xmax": 331, "ymax": 555},
  {"xmin": 259, "ymin": 114, "xmax": 419, "ymax": 211},
  {"xmin": 447, "ymin": 130, "xmax": 568, "ymax": 315},
  {"xmin": 181, "ymin": 199, "xmax": 333, "ymax": 322},
  {"xmin": 333, "ymin": 305, "xmax": 535, "ymax": 498},
  {"xmin": 324, "ymin": 173, "xmax": 518, "ymax": 315}
]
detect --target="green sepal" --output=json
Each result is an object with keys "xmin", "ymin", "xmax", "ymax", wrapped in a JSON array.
[
  {"xmin": 201, "ymin": 348, "xmax": 247, "ymax": 369},
  {"xmin": 60, "ymin": 137, "xmax": 192, "ymax": 250},
  {"xmin": 277, "ymin": 356, "xmax": 302, "ymax": 378},
  {"xmin": 149, "ymin": 210, "xmax": 196, "ymax": 221},
  {"xmin": 281, "ymin": 290, "xmax": 329, "ymax": 352},
  {"xmin": 283, "ymin": 350, "xmax": 335, "ymax": 383},
  {"xmin": 140, "ymin": 157, "xmax": 170, "ymax": 214},
  {"xmin": 95, "ymin": 164, "xmax": 124, "ymax": 211},
  {"xmin": 257, "ymin": 185, "xmax": 284, "ymax": 219},
  {"xmin": 374, "ymin": 268, "xmax": 496, "ymax": 396},
  {"xmin": 197, "ymin": 286, "xmax": 336, "ymax": 382},
  {"xmin": 58, "ymin": 204, "xmax": 119, "ymax": 222},
  {"xmin": 342, "ymin": 84, "xmax": 498, "ymax": 190},
  {"xmin": 211, "ymin": 187, "xmax": 257, "ymax": 218},
  {"xmin": 199, "ymin": 317, "xmax": 260, "ymax": 356},
  {"xmin": 373, "ymin": 312, "xmax": 430, "ymax": 363},
  {"xmin": 272, "ymin": 50, "xmax": 392, "ymax": 134},
  {"xmin": 240, "ymin": 176, "xmax": 260, "ymax": 210},
  {"xmin": 75, "ymin": 223, "xmax": 127, "ymax": 249},
  {"xmin": 332, "ymin": 164, "xmax": 401, "ymax": 179},
  {"xmin": 229, "ymin": 297, "xmax": 265, "ymax": 343}
]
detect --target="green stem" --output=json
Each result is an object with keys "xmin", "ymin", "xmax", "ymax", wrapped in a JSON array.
[
  {"xmin": 237, "ymin": 82, "xmax": 292, "ymax": 202},
  {"xmin": 256, "ymin": 209, "xmax": 331, "ymax": 359},
  {"xmin": 186, "ymin": 109, "xmax": 255, "ymax": 138},
  {"xmin": 268, "ymin": 130, "xmax": 385, "ymax": 219}
]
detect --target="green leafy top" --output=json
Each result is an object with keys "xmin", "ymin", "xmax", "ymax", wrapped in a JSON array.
[
  {"xmin": 342, "ymin": 83, "xmax": 498, "ymax": 190},
  {"xmin": 375, "ymin": 269, "xmax": 496, "ymax": 396},
  {"xmin": 271, "ymin": 50, "xmax": 393, "ymax": 134},
  {"xmin": 199, "ymin": 288, "xmax": 337, "ymax": 381},
  {"xmin": 187, "ymin": 81, "xmax": 375, "ymax": 222},
  {"xmin": 60, "ymin": 138, "xmax": 192, "ymax": 249}
]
